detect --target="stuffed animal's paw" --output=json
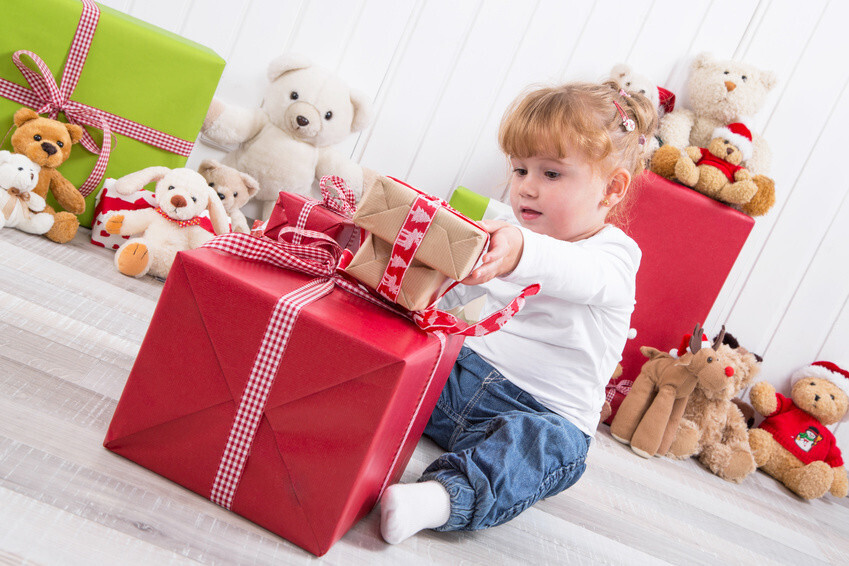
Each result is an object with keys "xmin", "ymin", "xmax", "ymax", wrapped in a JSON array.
[
  {"xmin": 116, "ymin": 241, "xmax": 150, "ymax": 278},
  {"xmin": 105, "ymin": 214, "xmax": 124, "ymax": 235}
]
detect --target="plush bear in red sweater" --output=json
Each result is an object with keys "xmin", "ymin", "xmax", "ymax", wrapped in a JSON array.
[{"xmin": 748, "ymin": 361, "xmax": 849, "ymax": 499}]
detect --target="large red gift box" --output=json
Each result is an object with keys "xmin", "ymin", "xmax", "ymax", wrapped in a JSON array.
[
  {"xmin": 103, "ymin": 245, "xmax": 464, "ymax": 555},
  {"xmin": 604, "ymin": 172, "xmax": 754, "ymax": 423}
]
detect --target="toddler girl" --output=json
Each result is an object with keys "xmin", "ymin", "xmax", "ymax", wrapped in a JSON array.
[{"xmin": 380, "ymin": 81, "xmax": 658, "ymax": 543}]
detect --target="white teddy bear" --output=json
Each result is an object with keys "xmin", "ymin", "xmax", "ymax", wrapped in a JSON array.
[
  {"xmin": 105, "ymin": 166, "xmax": 230, "ymax": 279},
  {"xmin": 201, "ymin": 53, "xmax": 373, "ymax": 219},
  {"xmin": 0, "ymin": 150, "xmax": 54, "ymax": 235},
  {"xmin": 658, "ymin": 53, "xmax": 777, "ymax": 175}
]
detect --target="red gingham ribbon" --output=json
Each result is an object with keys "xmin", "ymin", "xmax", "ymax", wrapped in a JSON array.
[
  {"xmin": 0, "ymin": 0, "xmax": 194, "ymax": 196},
  {"xmin": 200, "ymin": 230, "xmax": 537, "ymax": 507},
  {"xmin": 291, "ymin": 175, "xmax": 357, "ymax": 245},
  {"xmin": 376, "ymin": 193, "xmax": 440, "ymax": 302},
  {"xmin": 605, "ymin": 379, "xmax": 635, "ymax": 403}
]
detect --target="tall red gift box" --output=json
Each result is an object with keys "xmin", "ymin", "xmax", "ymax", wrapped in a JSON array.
[
  {"xmin": 604, "ymin": 172, "xmax": 754, "ymax": 422},
  {"xmin": 103, "ymin": 246, "xmax": 464, "ymax": 555}
]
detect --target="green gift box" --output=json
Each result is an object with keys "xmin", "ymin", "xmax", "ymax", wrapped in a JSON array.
[
  {"xmin": 0, "ymin": 0, "xmax": 224, "ymax": 228},
  {"xmin": 448, "ymin": 186, "xmax": 513, "ymax": 221}
]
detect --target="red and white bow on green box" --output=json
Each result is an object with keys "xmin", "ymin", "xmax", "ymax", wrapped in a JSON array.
[{"xmin": 0, "ymin": 0, "xmax": 195, "ymax": 196}]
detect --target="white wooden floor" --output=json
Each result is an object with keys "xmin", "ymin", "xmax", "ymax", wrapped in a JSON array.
[{"xmin": 2, "ymin": 227, "xmax": 848, "ymax": 566}]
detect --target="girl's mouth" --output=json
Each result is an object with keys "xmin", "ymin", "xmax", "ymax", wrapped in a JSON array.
[{"xmin": 520, "ymin": 207, "xmax": 541, "ymax": 221}]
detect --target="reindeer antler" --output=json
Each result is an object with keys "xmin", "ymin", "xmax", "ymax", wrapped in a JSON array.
[
  {"xmin": 689, "ymin": 323, "xmax": 704, "ymax": 354},
  {"xmin": 712, "ymin": 325, "xmax": 727, "ymax": 350}
]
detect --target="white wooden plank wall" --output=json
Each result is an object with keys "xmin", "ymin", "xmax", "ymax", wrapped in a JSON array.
[{"xmin": 96, "ymin": 0, "xmax": 849, "ymax": 446}]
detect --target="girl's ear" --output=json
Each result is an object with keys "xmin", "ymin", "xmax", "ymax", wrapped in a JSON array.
[{"xmin": 604, "ymin": 168, "xmax": 631, "ymax": 207}]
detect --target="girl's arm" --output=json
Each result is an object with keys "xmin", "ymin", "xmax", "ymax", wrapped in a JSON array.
[{"xmin": 463, "ymin": 221, "xmax": 639, "ymax": 307}]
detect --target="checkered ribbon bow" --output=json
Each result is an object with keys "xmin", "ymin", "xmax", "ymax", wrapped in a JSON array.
[
  {"xmin": 201, "ymin": 227, "xmax": 538, "ymax": 508},
  {"xmin": 605, "ymin": 379, "xmax": 635, "ymax": 403},
  {"xmin": 0, "ymin": 0, "xmax": 195, "ymax": 196},
  {"xmin": 290, "ymin": 175, "xmax": 358, "ymax": 246}
]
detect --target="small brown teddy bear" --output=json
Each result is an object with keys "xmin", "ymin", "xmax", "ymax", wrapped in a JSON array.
[
  {"xmin": 748, "ymin": 361, "xmax": 849, "ymax": 500},
  {"xmin": 652, "ymin": 122, "xmax": 776, "ymax": 217},
  {"xmin": 197, "ymin": 159, "xmax": 259, "ymax": 234},
  {"xmin": 667, "ymin": 332, "xmax": 762, "ymax": 483},
  {"xmin": 11, "ymin": 107, "xmax": 85, "ymax": 243}
]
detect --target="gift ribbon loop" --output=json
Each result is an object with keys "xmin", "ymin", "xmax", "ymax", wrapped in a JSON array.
[
  {"xmin": 0, "ymin": 0, "xmax": 195, "ymax": 196},
  {"xmin": 291, "ymin": 175, "xmax": 358, "ymax": 246}
]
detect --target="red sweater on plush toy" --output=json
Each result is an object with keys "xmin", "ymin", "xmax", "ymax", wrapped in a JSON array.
[{"xmin": 758, "ymin": 392, "xmax": 843, "ymax": 467}]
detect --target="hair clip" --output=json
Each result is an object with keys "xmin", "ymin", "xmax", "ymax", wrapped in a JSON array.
[
  {"xmin": 618, "ymin": 88, "xmax": 631, "ymax": 98},
  {"xmin": 613, "ymin": 100, "xmax": 636, "ymax": 132}
]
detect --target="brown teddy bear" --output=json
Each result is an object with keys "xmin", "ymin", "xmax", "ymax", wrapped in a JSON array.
[
  {"xmin": 11, "ymin": 108, "xmax": 85, "ymax": 243},
  {"xmin": 748, "ymin": 361, "xmax": 849, "ymax": 500},
  {"xmin": 666, "ymin": 332, "xmax": 762, "ymax": 483},
  {"xmin": 654, "ymin": 122, "xmax": 776, "ymax": 217},
  {"xmin": 197, "ymin": 159, "xmax": 259, "ymax": 234}
]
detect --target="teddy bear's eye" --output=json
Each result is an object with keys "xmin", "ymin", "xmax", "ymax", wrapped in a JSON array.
[
  {"xmin": 324, "ymin": 111, "xmax": 333, "ymax": 120},
  {"xmin": 168, "ymin": 185, "xmax": 175, "ymax": 191},
  {"xmin": 208, "ymin": 182, "xmax": 215, "ymax": 187},
  {"xmin": 832, "ymin": 394, "xmax": 836, "ymax": 400},
  {"xmin": 741, "ymin": 75, "xmax": 747, "ymax": 81},
  {"xmin": 290, "ymin": 91, "xmax": 299, "ymax": 100},
  {"xmin": 233, "ymin": 192, "xmax": 238, "ymax": 197},
  {"xmin": 639, "ymin": 89, "xmax": 646, "ymax": 95},
  {"xmin": 707, "ymin": 357, "xmax": 713, "ymax": 363},
  {"xmin": 810, "ymin": 381, "xmax": 816, "ymax": 386},
  {"xmin": 191, "ymin": 196, "xmax": 197, "ymax": 203},
  {"xmin": 723, "ymin": 70, "xmax": 730, "ymax": 75},
  {"xmin": 56, "ymin": 140, "xmax": 64, "ymax": 148},
  {"xmin": 625, "ymin": 81, "xmax": 631, "ymax": 87},
  {"xmin": 34, "ymin": 134, "xmax": 42, "ymax": 141}
]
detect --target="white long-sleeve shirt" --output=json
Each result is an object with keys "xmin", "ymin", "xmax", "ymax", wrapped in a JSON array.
[{"xmin": 443, "ymin": 222, "xmax": 641, "ymax": 436}]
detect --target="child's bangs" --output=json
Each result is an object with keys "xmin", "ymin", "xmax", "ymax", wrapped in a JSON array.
[{"xmin": 500, "ymin": 104, "xmax": 574, "ymax": 160}]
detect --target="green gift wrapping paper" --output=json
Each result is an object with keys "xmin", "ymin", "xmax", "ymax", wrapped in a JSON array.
[{"xmin": 0, "ymin": 0, "xmax": 224, "ymax": 227}]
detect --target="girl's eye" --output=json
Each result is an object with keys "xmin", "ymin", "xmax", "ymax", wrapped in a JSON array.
[
  {"xmin": 544, "ymin": 171, "xmax": 560, "ymax": 179},
  {"xmin": 513, "ymin": 168, "xmax": 527, "ymax": 176}
]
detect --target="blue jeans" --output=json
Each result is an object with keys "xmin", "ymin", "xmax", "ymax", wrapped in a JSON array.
[{"xmin": 421, "ymin": 346, "xmax": 591, "ymax": 531}]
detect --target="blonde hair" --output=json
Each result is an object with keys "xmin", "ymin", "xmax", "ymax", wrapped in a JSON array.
[{"xmin": 498, "ymin": 80, "xmax": 658, "ymax": 224}]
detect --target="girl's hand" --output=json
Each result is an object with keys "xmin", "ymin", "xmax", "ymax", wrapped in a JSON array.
[{"xmin": 461, "ymin": 220, "xmax": 524, "ymax": 285}]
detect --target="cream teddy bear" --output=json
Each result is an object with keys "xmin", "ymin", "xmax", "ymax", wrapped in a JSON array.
[
  {"xmin": 655, "ymin": 53, "xmax": 777, "ymax": 176},
  {"xmin": 201, "ymin": 53, "xmax": 373, "ymax": 219},
  {"xmin": 105, "ymin": 166, "xmax": 230, "ymax": 279},
  {"xmin": 197, "ymin": 159, "xmax": 259, "ymax": 234},
  {"xmin": 0, "ymin": 150, "xmax": 54, "ymax": 235}
]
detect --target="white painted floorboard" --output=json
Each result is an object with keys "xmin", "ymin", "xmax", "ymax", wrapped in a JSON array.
[{"xmin": 1, "ymin": 228, "xmax": 847, "ymax": 565}]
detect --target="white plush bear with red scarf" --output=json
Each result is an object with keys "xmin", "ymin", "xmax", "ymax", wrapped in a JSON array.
[{"xmin": 105, "ymin": 166, "xmax": 230, "ymax": 279}]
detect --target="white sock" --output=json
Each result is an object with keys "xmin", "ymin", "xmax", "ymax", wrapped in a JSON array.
[{"xmin": 380, "ymin": 480, "xmax": 452, "ymax": 544}]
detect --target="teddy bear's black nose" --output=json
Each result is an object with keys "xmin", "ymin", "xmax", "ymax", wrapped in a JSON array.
[
  {"xmin": 726, "ymin": 147, "xmax": 733, "ymax": 156},
  {"xmin": 41, "ymin": 142, "xmax": 57, "ymax": 156},
  {"xmin": 815, "ymin": 394, "xmax": 821, "ymax": 402},
  {"xmin": 296, "ymin": 115, "xmax": 309, "ymax": 127},
  {"xmin": 217, "ymin": 192, "xmax": 226, "ymax": 200}
]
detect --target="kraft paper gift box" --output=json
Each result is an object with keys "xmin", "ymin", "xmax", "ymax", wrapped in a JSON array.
[
  {"xmin": 604, "ymin": 172, "xmax": 754, "ymax": 423},
  {"xmin": 348, "ymin": 173, "xmax": 488, "ymax": 310},
  {"xmin": 0, "ymin": 0, "xmax": 224, "ymax": 227},
  {"xmin": 103, "ymin": 245, "xmax": 465, "ymax": 556}
]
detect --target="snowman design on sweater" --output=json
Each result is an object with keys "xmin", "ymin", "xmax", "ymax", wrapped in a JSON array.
[{"xmin": 758, "ymin": 392, "xmax": 843, "ymax": 467}]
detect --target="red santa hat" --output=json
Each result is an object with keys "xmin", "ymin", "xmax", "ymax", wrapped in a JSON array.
[
  {"xmin": 790, "ymin": 361, "xmax": 849, "ymax": 399},
  {"xmin": 670, "ymin": 333, "xmax": 710, "ymax": 358},
  {"xmin": 713, "ymin": 122, "xmax": 753, "ymax": 161}
]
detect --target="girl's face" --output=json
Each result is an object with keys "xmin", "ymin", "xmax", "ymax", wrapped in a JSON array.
[{"xmin": 508, "ymin": 151, "xmax": 610, "ymax": 242}]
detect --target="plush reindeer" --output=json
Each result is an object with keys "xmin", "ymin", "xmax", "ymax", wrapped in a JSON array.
[{"xmin": 610, "ymin": 324, "xmax": 734, "ymax": 458}]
